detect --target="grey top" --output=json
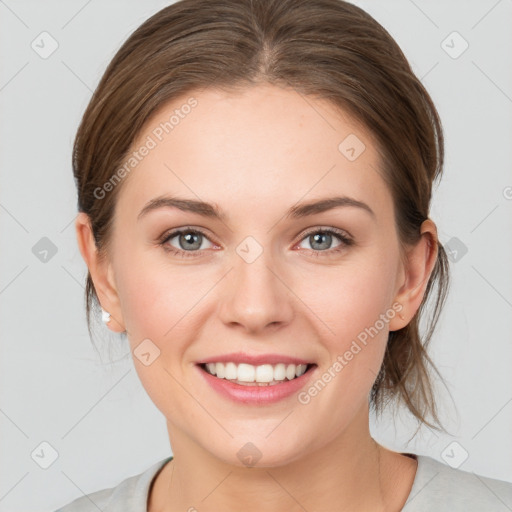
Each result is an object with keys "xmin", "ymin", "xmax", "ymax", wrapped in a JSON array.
[{"xmin": 54, "ymin": 454, "xmax": 512, "ymax": 511}]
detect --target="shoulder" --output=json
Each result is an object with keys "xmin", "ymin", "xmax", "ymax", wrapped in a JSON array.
[
  {"xmin": 53, "ymin": 457, "xmax": 172, "ymax": 512},
  {"xmin": 403, "ymin": 454, "xmax": 512, "ymax": 512}
]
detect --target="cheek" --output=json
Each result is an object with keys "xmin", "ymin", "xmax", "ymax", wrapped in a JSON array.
[
  {"xmin": 301, "ymin": 256, "xmax": 396, "ymax": 344},
  {"xmin": 113, "ymin": 246, "xmax": 214, "ymax": 341},
  {"xmin": 295, "ymin": 253, "xmax": 397, "ymax": 395},
  {"xmin": 112, "ymin": 252, "xmax": 209, "ymax": 417}
]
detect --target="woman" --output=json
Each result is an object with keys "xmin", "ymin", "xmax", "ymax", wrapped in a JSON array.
[{"xmin": 55, "ymin": 0, "xmax": 512, "ymax": 510}]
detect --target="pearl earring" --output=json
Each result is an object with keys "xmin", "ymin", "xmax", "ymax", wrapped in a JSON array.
[{"xmin": 101, "ymin": 308, "xmax": 111, "ymax": 324}]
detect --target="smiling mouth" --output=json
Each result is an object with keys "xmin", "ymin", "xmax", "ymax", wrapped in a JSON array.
[{"xmin": 198, "ymin": 362, "xmax": 316, "ymax": 386}]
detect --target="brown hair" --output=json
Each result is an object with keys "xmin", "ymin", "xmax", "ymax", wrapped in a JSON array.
[{"xmin": 73, "ymin": 0, "xmax": 450, "ymax": 431}]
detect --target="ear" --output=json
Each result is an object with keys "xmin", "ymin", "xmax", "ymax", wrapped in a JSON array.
[
  {"xmin": 388, "ymin": 219, "xmax": 439, "ymax": 331},
  {"xmin": 75, "ymin": 212, "xmax": 126, "ymax": 333}
]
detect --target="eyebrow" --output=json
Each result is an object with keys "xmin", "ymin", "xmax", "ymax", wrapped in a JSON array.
[{"xmin": 137, "ymin": 195, "xmax": 375, "ymax": 222}]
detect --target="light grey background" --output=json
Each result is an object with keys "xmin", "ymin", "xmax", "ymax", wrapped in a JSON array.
[{"xmin": 1, "ymin": 0, "xmax": 511, "ymax": 510}]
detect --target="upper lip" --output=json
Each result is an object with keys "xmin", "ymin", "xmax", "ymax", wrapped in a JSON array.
[{"xmin": 196, "ymin": 352, "xmax": 313, "ymax": 366}]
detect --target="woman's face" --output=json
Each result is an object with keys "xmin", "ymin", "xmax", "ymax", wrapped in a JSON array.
[{"xmin": 99, "ymin": 84, "xmax": 410, "ymax": 466}]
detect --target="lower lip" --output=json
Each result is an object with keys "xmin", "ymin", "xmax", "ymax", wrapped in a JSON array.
[{"xmin": 196, "ymin": 364, "xmax": 316, "ymax": 405}]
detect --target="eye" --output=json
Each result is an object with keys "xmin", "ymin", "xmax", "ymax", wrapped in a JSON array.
[
  {"xmin": 296, "ymin": 227, "xmax": 353, "ymax": 254},
  {"xmin": 158, "ymin": 226, "xmax": 354, "ymax": 258},
  {"xmin": 159, "ymin": 228, "xmax": 216, "ymax": 257}
]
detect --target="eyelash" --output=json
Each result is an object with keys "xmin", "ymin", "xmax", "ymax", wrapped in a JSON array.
[{"xmin": 158, "ymin": 226, "xmax": 354, "ymax": 259}]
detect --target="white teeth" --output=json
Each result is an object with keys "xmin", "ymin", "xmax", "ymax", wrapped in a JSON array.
[
  {"xmin": 286, "ymin": 364, "xmax": 296, "ymax": 380},
  {"xmin": 225, "ymin": 362, "xmax": 238, "ymax": 380},
  {"xmin": 274, "ymin": 363, "xmax": 286, "ymax": 381},
  {"xmin": 255, "ymin": 364, "xmax": 274, "ymax": 383},
  {"xmin": 296, "ymin": 364, "xmax": 307, "ymax": 377},
  {"xmin": 216, "ymin": 362, "xmax": 225, "ymax": 379},
  {"xmin": 237, "ymin": 363, "xmax": 255, "ymax": 382},
  {"xmin": 203, "ymin": 361, "xmax": 310, "ymax": 383}
]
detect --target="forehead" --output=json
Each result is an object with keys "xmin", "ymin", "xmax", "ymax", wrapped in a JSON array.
[{"xmin": 117, "ymin": 84, "xmax": 392, "ymax": 223}]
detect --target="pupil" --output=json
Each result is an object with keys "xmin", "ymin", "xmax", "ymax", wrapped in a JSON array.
[
  {"xmin": 311, "ymin": 232, "xmax": 331, "ymax": 250},
  {"xmin": 181, "ymin": 232, "xmax": 201, "ymax": 250}
]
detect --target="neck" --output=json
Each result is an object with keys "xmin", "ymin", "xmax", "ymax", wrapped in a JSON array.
[{"xmin": 149, "ymin": 405, "xmax": 415, "ymax": 512}]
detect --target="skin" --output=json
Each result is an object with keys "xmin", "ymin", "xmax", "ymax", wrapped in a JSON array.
[{"xmin": 76, "ymin": 83, "xmax": 438, "ymax": 512}]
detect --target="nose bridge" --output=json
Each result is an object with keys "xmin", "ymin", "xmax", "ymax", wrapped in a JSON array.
[{"xmin": 218, "ymin": 235, "xmax": 294, "ymax": 332}]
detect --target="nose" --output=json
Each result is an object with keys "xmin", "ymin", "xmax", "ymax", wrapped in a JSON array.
[{"xmin": 217, "ymin": 246, "xmax": 295, "ymax": 334}]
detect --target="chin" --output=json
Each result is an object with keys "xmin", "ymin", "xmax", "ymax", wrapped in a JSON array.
[{"xmin": 204, "ymin": 434, "xmax": 309, "ymax": 469}]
